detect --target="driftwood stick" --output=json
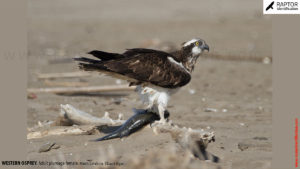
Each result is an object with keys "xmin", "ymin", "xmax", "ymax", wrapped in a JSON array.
[
  {"xmin": 44, "ymin": 80, "xmax": 89, "ymax": 87},
  {"xmin": 27, "ymin": 125, "xmax": 97, "ymax": 139},
  {"xmin": 27, "ymin": 85, "xmax": 136, "ymax": 94},
  {"xmin": 37, "ymin": 71, "xmax": 92, "ymax": 79},
  {"xmin": 201, "ymin": 53, "xmax": 272, "ymax": 63},
  {"xmin": 60, "ymin": 104, "xmax": 125, "ymax": 125},
  {"xmin": 27, "ymin": 105, "xmax": 126, "ymax": 139},
  {"xmin": 27, "ymin": 120, "xmax": 55, "ymax": 132}
]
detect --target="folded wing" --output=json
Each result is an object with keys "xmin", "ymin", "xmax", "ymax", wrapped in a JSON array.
[{"xmin": 74, "ymin": 48, "xmax": 191, "ymax": 88}]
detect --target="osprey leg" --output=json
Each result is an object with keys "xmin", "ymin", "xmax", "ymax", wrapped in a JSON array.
[{"xmin": 157, "ymin": 104, "xmax": 167, "ymax": 123}]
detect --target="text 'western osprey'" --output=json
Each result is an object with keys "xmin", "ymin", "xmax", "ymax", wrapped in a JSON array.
[{"xmin": 75, "ymin": 38, "xmax": 209, "ymax": 123}]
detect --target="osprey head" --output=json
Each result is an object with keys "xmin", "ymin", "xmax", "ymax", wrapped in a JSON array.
[
  {"xmin": 179, "ymin": 38, "xmax": 209, "ymax": 72},
  {"xmin": 182, "ymin": 38, "xmax": 209, "ymax": 56}
]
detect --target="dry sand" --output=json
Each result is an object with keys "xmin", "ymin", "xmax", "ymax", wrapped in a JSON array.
[{"xmin": 27, "ymin": 0, "xmax": 272, "ymax": 168}]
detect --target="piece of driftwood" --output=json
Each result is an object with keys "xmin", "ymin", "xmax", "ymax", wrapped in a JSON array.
[
  {"xmin": 151, "ymin": 121, "xmax": 214, "ymax": 148},
  {"xmin": 151, "ymin": 121, "xmax": 217, "ymax": 162},
  {"xmin": 37, "ymin": 71, "xmax": 91, "ymax": 79},
  {"xmin": 43, "ymin": 79, "xmax": 89, "ymax": 87},
  {"xmin": 27, "ymin": 85, "xmax": 136, "ymax": 94},
  {"xmin": 27, "ymin": 120, "xmax": 55, "ymax": 132},
  {"xmin": 27, "ymin": 105, "xmax": 125, "ymax": 139},
  {"xmin": 59, "ymin": 104, "xmax": 125, "ymax": 125},
  {"xmin": 201, "ymin": 53, "xmax": 272, "ymax": 63},
  {"xmin": 27, "ymin": 125, "xmax": 97, "ymax": 139}
]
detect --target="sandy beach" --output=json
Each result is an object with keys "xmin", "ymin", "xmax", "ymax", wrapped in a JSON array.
[{"xmin": 27, "ymin": 1, "xmax": 272, "ymax": 168}]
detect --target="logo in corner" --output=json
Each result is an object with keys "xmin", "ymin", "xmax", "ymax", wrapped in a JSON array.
[
  {"xmin": 266, "ymin": 1, "xmax": 275, "ymax": 11},
  {"xmin": 264, "ymin": 0, "xmax": 300, "ymax": 14}
]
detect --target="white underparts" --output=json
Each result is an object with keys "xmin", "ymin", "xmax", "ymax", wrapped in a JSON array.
[{"xmin": 136, "ymin": 85, "xmax": 178, "ymax": 114}]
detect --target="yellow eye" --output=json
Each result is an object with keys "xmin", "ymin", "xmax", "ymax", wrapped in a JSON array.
[{"xmin": 195, "ymin": 41, "xmax": 199, "ymax": 46}]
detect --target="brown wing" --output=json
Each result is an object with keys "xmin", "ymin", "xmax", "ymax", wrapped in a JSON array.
[{"xmin": 74, "ymin": 48, "xmax": 191, "ymax": 88}]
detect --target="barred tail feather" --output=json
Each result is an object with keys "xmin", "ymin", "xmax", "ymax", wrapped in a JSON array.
[
  {"xmin": 73, "ymin": 57, "xmax": 107, "ymax": 72},
  {"xmin": 78, "ymin": 62, "xmax": 108, "ymax": 72},
  {"xmin": 88, "ymin": 50, "xmax": 123, "ymax": 61},
  {"xmin": 74, "ymin": 57, "xmax": 139, "ymax": 83},
  {"xmin": 73, "ymin": 57, "xmax": 100, "ymax": 64}
]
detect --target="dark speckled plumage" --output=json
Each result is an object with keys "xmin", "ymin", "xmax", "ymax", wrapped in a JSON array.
[{"xmin": 74, "ymin": 48, "xmax": 192, "ymax": 88}]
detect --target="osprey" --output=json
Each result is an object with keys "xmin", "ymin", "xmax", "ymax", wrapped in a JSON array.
[{"xmin": 74, "ymin": 38, "xmax": 209, "ymax": 123}]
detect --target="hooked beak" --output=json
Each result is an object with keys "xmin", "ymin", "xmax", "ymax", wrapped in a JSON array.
[{"xmin": 203, "ymin": 44, "xmax": 209, "ymax": 52}]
